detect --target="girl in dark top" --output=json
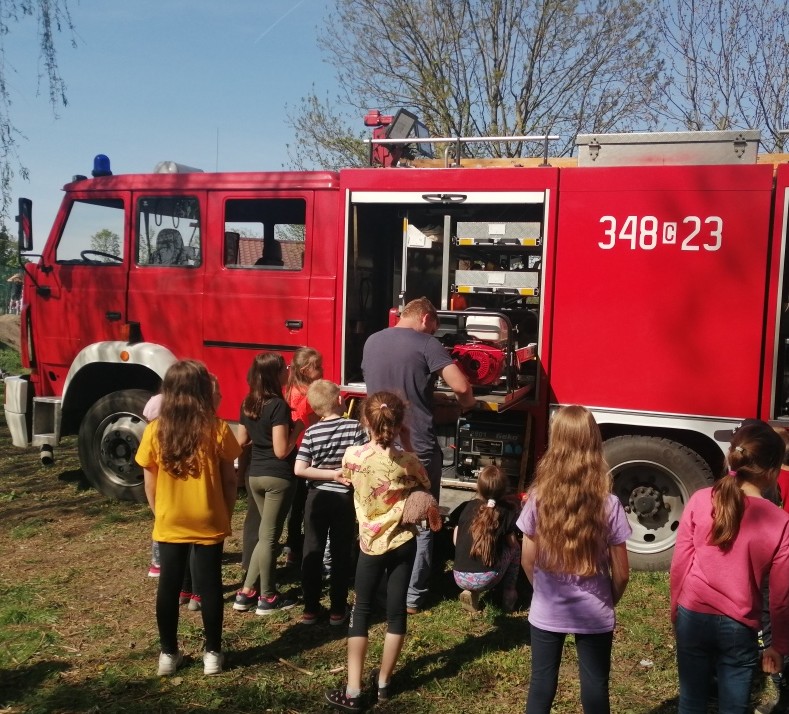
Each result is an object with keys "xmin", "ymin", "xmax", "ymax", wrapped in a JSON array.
[
  {"xmin": 452, "ymin": 465, "xmax": 520, "ymax": 613},
  {"xmin": 234, "ymin": 352, "xmax": 298, "ymax": 615}
]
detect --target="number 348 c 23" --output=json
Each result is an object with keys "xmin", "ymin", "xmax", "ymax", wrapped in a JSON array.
[{"xmin": 598, "ymin": 215, "xmax": 722, "ymax": 251}]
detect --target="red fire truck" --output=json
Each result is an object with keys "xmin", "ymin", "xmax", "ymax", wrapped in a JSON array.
[{"xmin": 4, "ymin": 117, "xmax": 788, "ymax": 571}]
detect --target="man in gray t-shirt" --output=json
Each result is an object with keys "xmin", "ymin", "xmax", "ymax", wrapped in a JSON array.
[{"xmin": 362, "ymin": 297, "xmax": 475, "ymax": 611}]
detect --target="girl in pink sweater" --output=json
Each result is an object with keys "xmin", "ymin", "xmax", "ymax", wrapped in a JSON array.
[{"xmin": 670, "ymin": 420, "xmax": 789, "ymax": 713}]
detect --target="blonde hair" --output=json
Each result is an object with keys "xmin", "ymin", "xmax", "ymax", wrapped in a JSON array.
[
  {"xmin": 468, "ymin": 465, "xmax": 509, "ymax": 567},
  {"xmin": 362, "ymin": 391, "xmax": 405, "ymax": 448},
  {"xmin": 710, "ymin": 420, "xmax": 784, "ymax": 549},
  {"xmin": 532, "ymin": 405, "xmax": 610, "ymax": 577},
  {"xmin": 400, "ymin": 296, "xmax": 437, "ymax": 322},
  {"xmin": 307, "ymin": 379, "xmax": 342, "ymax": 417}
]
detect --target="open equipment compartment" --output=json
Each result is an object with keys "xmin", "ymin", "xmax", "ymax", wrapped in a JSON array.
[{"xmin": 342, "ymin": 185, "xmax": 550, "ymax": 482}]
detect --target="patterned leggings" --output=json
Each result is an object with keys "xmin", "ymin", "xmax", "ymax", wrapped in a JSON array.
[{"xmin": 453, "ymin": 541, "xmax": 520, "ymax": 593}]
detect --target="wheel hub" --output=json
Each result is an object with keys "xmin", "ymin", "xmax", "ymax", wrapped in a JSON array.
[
  {"xmin": 629, "ymin": 485, "xmax": 663, "ymax": 518},
  {"xmin": 99, "ymin": 416, "xmax": 142, "ymax": 480}
]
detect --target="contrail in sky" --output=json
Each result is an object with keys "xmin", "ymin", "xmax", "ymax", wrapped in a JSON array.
[{"xmin": 255, "ymin": 0, "xmax": 308, "ymax": 42}]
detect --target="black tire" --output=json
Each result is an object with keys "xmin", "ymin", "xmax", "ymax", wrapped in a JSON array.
[
  {"xmin": 77, "ymin": 389, "xmax": 153, "ymax": 503},
  {"xmin": 605, "ymin": 435, "xmax": 712, "ymax": 571}
]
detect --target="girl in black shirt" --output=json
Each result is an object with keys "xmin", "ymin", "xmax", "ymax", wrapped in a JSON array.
[{"xmin": 453, "ymin": 465, "xmax": 520, "ymax": 613}]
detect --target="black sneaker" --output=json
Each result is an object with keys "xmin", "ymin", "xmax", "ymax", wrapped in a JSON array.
[
  {"xmin": 369, "ymin": 667, "xmax": 390, "ymax": 702},
  {"xmin": 255, "ymin": 592, "xmax": 297, "ymax": 616},
  {"xmin": 233, "ymin": 589, "xmax": 258, "ymax": 612},
  {"xmin": 325, "ymin": 688, "xmax": 362, "ymax": 712}
]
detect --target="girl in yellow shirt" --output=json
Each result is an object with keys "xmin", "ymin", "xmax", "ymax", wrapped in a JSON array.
[{"xmin": 136, "ymin": 360, "xmax": 241, "ymax": 677}]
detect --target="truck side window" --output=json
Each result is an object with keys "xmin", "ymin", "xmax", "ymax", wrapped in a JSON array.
[
  {"xmin": 56, "ymin": 199, "xmax": 125, "ymax": 264},
  {"xmin": 136, "ymin": 196, "xmax": 201, "ymax": 267},
  {"xmin": 223, "ymin": 198, "xmax": 305, "ymax": 270}
]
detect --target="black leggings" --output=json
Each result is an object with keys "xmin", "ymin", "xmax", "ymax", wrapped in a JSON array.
[
  {"xmin": 157, "ymin": 541, "xmax": 224, "ymax": 654},
  {"xmin": 348, "ymin": 538, "xmax": 417, "ymax": 638}
]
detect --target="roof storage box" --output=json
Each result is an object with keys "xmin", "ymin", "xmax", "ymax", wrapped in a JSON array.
[{"xmin": 575, "ymin": 130, "xmax": 761, "ymax": 167}]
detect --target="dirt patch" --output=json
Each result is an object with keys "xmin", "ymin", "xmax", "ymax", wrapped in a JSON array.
[{"xmin": 0, "ymin": 313, "xmax": 20, "ymax": 352}]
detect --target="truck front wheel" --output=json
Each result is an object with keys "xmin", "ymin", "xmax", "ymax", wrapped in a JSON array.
[
  {"xmin": 78, "ymin": 389, "xmax": 153, "ymax": 503},
  {"xmin": 605, "ymin": 436, "xmax": 713, "ymax": 571}
]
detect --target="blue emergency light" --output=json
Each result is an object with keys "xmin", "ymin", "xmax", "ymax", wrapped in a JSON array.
[{"xmin": 92, "ymin": 154, "xmax": 112, "ymax": 177}]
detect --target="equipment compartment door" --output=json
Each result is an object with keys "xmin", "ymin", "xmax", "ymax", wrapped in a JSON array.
[{"xmin": 549, "ymin": 163, "xmax": 775, "ymax": 418}]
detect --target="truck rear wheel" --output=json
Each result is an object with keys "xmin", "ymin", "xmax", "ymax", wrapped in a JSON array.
[
  {"xmin": 605, "ymin": 435, "xmax": 712, "ymax": 571},
  {"xmin": 78, "ymin": 389, "xmax": 153, "ymax": 503}
]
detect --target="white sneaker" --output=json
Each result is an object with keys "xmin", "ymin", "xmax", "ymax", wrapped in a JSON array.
[
  {"xmin": 157, "ymin": 651, "xmax": 183, "ymax": 676},
  {"xmin": 203, "ymin": 650, "xmax": 224, "ymax": 675}
]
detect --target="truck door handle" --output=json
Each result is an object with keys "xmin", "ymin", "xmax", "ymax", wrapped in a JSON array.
[
  {"xmin": 106, "ymin": 311, "xmax": 122, "ymax": 321},
  {"xmin": 285, "ymin": 320, "xmax": 303, "ymax": 330}
]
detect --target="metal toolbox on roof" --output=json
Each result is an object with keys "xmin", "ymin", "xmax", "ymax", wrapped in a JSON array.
[{"xmin": 575, "ymin": 130, "xmax": 761, "ymax": 167}]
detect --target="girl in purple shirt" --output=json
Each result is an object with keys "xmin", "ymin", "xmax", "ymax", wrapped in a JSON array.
[{"xmin": 518, "ymin": 405, "xmax": 631, "ymax": 714}]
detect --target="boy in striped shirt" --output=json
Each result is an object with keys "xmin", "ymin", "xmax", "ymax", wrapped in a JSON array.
[{"xmin": 295, "ymin": 380, "xmax": 367, "ymax": 625}]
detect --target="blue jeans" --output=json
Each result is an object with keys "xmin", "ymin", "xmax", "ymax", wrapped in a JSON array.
[
  {"xmin": 526, "ymin": 624, "xmax": 613, "ymax": 713},
  {"xmin": 675, "ymin": 605, "xmax": 759, "ymax": 714},
  {"xmin": 407, "ymin": 443, "xmax": 443, "ymax": 609}
]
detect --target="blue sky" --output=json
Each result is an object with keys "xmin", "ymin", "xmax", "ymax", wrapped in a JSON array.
[{"xmin": 5, "ymin": 0, "xmax": 336, "ymax": 238}]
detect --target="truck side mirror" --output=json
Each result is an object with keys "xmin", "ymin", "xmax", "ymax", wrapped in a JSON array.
[{"xmin": 16, "ymin": 198, "xmax": 32, "ymax": 251}]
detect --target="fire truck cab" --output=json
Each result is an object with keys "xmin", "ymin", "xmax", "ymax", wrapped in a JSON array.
[{"xmin": 5, "ymin": 124, "xmax": 789, "ymax": 571}]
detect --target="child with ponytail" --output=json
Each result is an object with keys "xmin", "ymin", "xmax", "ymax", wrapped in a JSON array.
[
  {"xmin": 671, "ymin": 419, "xmax": 789, "ymax": 713},
  {"xmin": 324, "ymin": 391, "xmax": 431, "ymax": 712},
  {"xmin": 452, "ymin": 465, "xmax": 520, "ymax": 613}
]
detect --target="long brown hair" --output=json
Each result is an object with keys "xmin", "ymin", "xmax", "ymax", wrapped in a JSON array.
[
  {"xmin": 157, "ymin": 359, "xmax": 218, "ymax": 478},
  {"xmin": 532, "ymin": 405, "xmax": 610, "ymax": 576},
  {"xmin": 469, "ymin": 465, "xmax": 509, "ymax": 567},
  {"xmin": 285, "ymin": 347, "xmax": 322, "ymax": 402},
  {"xmin": 242, "ymin": 352, "xmax": 286, "ymax": 419},
  {"xmin": 362, "ymin": 391, "xmax": 405, "ymax": 448},
  {"xmin": 710, "ymin": 420, "xmax": 785, "ymax": 549}
]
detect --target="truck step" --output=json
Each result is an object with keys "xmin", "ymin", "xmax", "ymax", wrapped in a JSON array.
[{"xmin": 32, "ymin": 397, "xmax": 62, "ymax": 446}]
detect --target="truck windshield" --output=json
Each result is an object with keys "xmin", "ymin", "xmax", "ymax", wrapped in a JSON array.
[{"xmin": 56, "ymin": 199, "xmax": 125, "ymax": 264}]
